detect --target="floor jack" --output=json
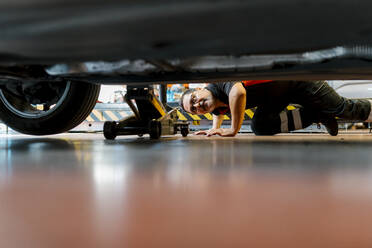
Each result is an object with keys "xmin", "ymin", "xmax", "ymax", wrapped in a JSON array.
[{"xmin": 103, "ymin": 85, "xmax": 189, "ymax": 140}]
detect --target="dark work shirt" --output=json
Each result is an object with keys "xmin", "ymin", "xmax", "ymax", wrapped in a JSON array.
[
  {"xmin": 205, "ymin": 81, "xmax": 295, "ymax": 115},
  {"xmin": 206, "ymin": 82, "xmax": 238, "ymax": 115}
]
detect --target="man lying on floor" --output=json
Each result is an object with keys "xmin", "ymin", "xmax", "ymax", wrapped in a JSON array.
[{"xmin": 179, "ymin": 80, "xmax": 372, "ymax": 137}]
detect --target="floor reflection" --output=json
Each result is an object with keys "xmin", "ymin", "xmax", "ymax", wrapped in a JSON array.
[
  {"xmin": 2, "ymin": 135, "xmax": 372, "ymax": 177},
  {"xmin": 1, "ymin": 134, "xmax": 372, "ymax": 247}
]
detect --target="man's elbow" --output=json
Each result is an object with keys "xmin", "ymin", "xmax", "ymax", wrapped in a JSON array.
[{"xmin": 230, "ymin": 90, "xmax": 246, "ymax": 99}]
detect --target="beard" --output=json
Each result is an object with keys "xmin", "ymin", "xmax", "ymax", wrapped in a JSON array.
[{"xmin": 203, "ymin": 95, "xmax": 216, "ymax": 112}]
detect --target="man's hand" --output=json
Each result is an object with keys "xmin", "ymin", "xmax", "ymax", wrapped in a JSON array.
[{"xmin": 194, "ymin": 128, "xmax": 237, "ymax": 137}]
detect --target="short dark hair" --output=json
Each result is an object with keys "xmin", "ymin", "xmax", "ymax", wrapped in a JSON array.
[{"xmin": 179, "ymin": 88, "xmax": 196, "ymax": 112}]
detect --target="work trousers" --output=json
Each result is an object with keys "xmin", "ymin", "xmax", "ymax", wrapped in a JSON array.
[{"xmin": 250, "ymin": 81, "xmax": 371, "ymax": 135}]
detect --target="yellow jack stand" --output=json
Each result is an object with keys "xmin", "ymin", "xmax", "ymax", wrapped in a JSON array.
[{"xmin": 103, "ymin": 85, "xmax": 189, "ymax": 140}]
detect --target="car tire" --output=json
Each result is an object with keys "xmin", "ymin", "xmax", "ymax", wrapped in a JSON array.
[{"xmin": 0, "ymin": 81, "xmax": 100, "ymax": 135}]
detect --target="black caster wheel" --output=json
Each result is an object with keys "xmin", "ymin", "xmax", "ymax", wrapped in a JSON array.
[
  {"xmin": 181, "ymin": 127, "xmax": 189, "ymax": 137},
  {"xmin": 103, "ymin": 121, "xmax": 117, "ymax": 140},
  {"xmin": 149, "ymin": 120, "xmax": 161, "ymax": 139}
]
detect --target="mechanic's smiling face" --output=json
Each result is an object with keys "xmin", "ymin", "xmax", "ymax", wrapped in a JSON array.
[{"xmin": 183, "ymin": 89, "xmax": 216, "ymax": 115}]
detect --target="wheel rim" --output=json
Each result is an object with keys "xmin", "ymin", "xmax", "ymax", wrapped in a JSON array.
[{"xmin": 0, "ymin": 82, "xmax": 71, "ymax": 119}]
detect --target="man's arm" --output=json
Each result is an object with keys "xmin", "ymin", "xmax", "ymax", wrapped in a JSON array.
[
  {"xmin": 212, "ymin": 114, "xmax": 224, "ymax": 129},
  {"xmin": 194, "ymin": 114, "xmax": 224, "ymax": 135},
  {"xmin": 205, "ymin": 83, "xmax": 246, "ymax": 137},
  {"xmin": 228, "ymin": 83, "xmax": 246, "ymax": 135}
]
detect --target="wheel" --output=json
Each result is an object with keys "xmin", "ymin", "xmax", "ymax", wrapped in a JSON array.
[
  {"xmin": 181, "ymin": 127, "xmax": 189, "ymax": 137},
  {"xmin": 103, "ymin": 121, "xmax": 117, "ymax": 140},
  {"xmin": 149, "ymin": 120, "xmax": 161, "ymax": 139},
  {"xmin": 0, "ymin": 80, "xmax": 100, "ymax": 135}
]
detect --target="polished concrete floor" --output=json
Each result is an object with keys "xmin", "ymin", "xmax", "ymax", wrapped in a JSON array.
[{"xmin": 1, "ymin": 131, "xmax": 372, "ymax": 247}]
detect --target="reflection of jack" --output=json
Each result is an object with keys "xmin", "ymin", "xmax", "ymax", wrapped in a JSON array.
[{"xmin": 103, "ymin": 85, "xmax": 189, "ymax": 140}]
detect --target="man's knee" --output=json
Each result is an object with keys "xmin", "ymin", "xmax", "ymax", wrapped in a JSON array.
[{"xmin": 251, "ymin": 116, "xmax": 278, "ymax": 135}]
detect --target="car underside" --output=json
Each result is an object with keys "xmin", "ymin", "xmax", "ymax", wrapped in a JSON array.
[{"xmin": 1, "ymin": 0, "xmax": 372, "ymax": 135}]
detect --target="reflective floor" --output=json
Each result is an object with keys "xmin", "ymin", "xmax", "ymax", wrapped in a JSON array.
[{"xmin": 1, "ymin": 132, "xmax": 372, "ymax": 247}]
